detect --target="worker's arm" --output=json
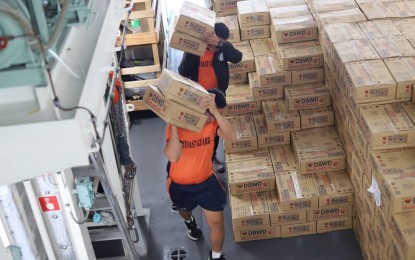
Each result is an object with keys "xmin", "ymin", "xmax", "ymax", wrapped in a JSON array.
[
  {"xmin": 164, "ymin": 125, "xmax": 182, "ymax": 163},
  {"xmin": 202, "ymin": 33, "xmax": 242, "ymax": 64},
  {"xmin": 205, "ymin": 94, "xmax": 237, "ymax": 142}
]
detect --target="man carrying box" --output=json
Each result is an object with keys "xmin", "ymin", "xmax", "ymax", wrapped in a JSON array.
[
  {"xmin": 164, "ymin": 89, "xmax": 236, "ymax": 260},
  {"xmin": 178, "ymin": 22, "xmax": 243, "ymax": 173}
]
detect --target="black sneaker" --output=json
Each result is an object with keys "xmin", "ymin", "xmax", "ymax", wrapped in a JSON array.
[
  {"xmin": 171, "ymin": 204, "xmax": 179, "ymax": 213},
  {"xmin": 184, "ymin": 216, "xmax": 203, "ymax": 241},
  {"xmin": 208, "ymin": 251, "xmax": 226, "ymax": 260},
  {"xmin": 212, "ymin": 157, "xmax": 225, "ymax": 173}
]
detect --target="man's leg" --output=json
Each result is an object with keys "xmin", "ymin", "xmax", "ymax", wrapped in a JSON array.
[
  {"xmin": 179, "ymin": 209, "xmax": 204, "ymax": 241},
  {"xmin": 178, "ymin": 209, "xmax": 192, "ymax": 221},
  {"xmin": 203, "ymin": 209, "xmax": 225, "ymax": 253}
]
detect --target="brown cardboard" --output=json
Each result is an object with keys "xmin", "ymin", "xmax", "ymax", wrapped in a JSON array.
[
  {"xmin": 227, "ymin": 157, "xmax": 275, "ymax": 194},
  {"xmin": 402, "ymin": 102, "xmax": 415, "ymax": 128},
  {"xmin": 281, "ymin": 222, "xmax": 317, "ymax": 237},
  {"xmin": 265, "ymin": 0, "xmax": 305, "ymax": 8},
  {"xmin": 176, "ymin": 1, "xmax": 215, "ymax": 38},
  {"xmin": 237, "ymin": 0, "xmax": 270, "ymax": 28},
  {"xmin": 350, "ymin": 152, "xmax": 364, "ymax": 197},
  {"xmin": 250, "ymin": 38, "xmax": 277, "ymax": 56},
  {"xmin": 255, "ymin": 54, "xmax": 292, "ymax": 87},
  {"xmin": 359, "ymin": 20, "xmax": 403, "ymax": 39},
  {"xmin": 267, "ymin": 190, "xmax": 307, "ymax": 226},
  {"xmin": 225, "ymin": 83, "xmax": 261, "ymax": 115},
  {"xmin": 313, "ymin": 170, "xmax": 355, "ymax": 208},
  {"xmin": 229, "ymin": 49, "xmax": 256, "ymax": 74},
  {"xmin": 284, "ymin": 83, "xmax": 331, "ymax": 111},
  {"xmin": 233, "ymin": 226, "xmax": 281, "ymax": 242},
  {"xmin": 358, "ymin": 2, "xmax": 400, "ymax": 20},
  {"xmin": 369, "ymin": 36, "xmax": 415, "ymax": 59},
  {"xmin": 316, "ymin": 217, "xmax": 353, "ymax": 233},
  {"xmin": 315, "ymin": 8, "xmax": 367, "ymax": 28},
  {"xmin": 299, "ymin": 106, "xmax": 334, "ymax": 129},
  {"xmin": 157, "ymin": 69, "xmax": 209, "ymax": 113},
  {"xmin": 276, "ymin": 41, "xmax": 324, "ymax": 70},
  {"xmin": 229, "ymin": 72, "xmax": 249, "ymax": 85},
  {"xmin": 307, "ymin": 205, "xmax": 354, "ymax": 221},
  {"xmin": 311, "ymin": 0, "xmax": 357, "ymax": 13},
  {"xmin": 394, "ymin": 18, "xmax": 415, "ymax": 48},
  {"xmin": 359, "ymin": 103, "xmax": 415, "ymax": 150},
  {"xmin": 223, "ymin": 113, "xmax": 258, "ymax": 152},
  {"xmin": 230, "ymin": 192, "xmax": 270, "ymax": 229},
  {"xmin": 262, "ymin": 99, "xmax": 301, "ymax": 133},
  {"xmin": 253, "ymin": 113, "xmax": 290, "ymax": 148},
  {"xmin": 248, "ymin": 72, "xmax": 284, "ymax": 100},
  {"xmin": 271, "ymin": 15, "xmax": 318, "ymax": 44},
  {"xmin": 391, "ymin": 2, "xmax": 415, "ymax": 19},
  {"xmin": 216, "ymin": 15, "xmax": 240, "ymax": 42},
  {"xmin": 269, "ymin": 5, "xmax": 310, "ymax": 19},
  {"xmin": 291, "ymin": 67, "xmax": 325, "ymax": 85},
  {"xmin": 214, "ymin": 0, "xmax": 239, "ymax": 17},
  {"xmin": 384, "ymin": 57, "xmax": 415, "ymax": 99},
  {"xmin": 275, "ymin": 171, "xmax": 319, "ymax": 212},
  {"xmin": 390, "ymin": 212, "xmax": 415, "ymax": 260},
  {"xmin": 344, "ymin": 60, "xmax": 396, "ymax": 104},
  {"xmin": 241, "ymin": 25, "xmax": 271, "ymax": 41},
  {"xmin": 225, "ymin": 148, "xmax": 270, "ymax": 163},
  {"xmin": 169, "ymin": 29, "xmax": 207, "ymax": 56},
  {"xmin": 269, "ymin": 145, "xmax": 299, "ymax": 173},
  {"xmin": 143, "ymin": 85, "xmax": 207, "ymax": 132}
]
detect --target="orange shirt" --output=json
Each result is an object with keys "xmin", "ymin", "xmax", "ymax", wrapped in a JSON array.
[
  {"xmin": 166, "ymin": 121, "xmax": 219, "ymax": 184},
  {"xmin": 198, "ymin": 49, "xmax": 218, "ymax": 90}
]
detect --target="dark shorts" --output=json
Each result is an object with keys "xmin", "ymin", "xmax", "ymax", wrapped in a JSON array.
[{"xmin": 169, "ymin": 174, "xmax": 227, "ymax": 212}]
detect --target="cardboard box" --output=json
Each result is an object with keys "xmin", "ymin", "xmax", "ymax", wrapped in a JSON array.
[
  {"xmin": 370, "ymin": 36, "xmax": 415, "ymax": 59},
  {"xmin": 250, "ymin": 38, "xmax": 277, "ymax": 56},
  {"xmin": 276, "ymin": 41, "xmax": 324, "ymax": 70},
  {"xmin": 359, "ymin": 20, "xmax": 403, "ymax": 39},
  {"xmin": 284, "ymin": 83, "xmax": 331, "ymax": 111},
  {"xmin": 313, "ymin": 170, "xmax": 355, "ymax": 208},
  {"xmin": 390, "ymin": 212, "xmax": 415, "ymax": 260},
  {"xmin": 223, "ymin": 113, "xmax": 258, "ymax": 152},
  {"xmin": 265, "ymin": 0, "xmax": 305, "ymax": 8},
  {"xmin": 214, "ymin": 0, "xmax": 239, "ymax": 17},
  {"xmin": 315, "ymin": 8, "xmax": 367, "ymax": 28},
  {"xmin": 291, "ymin": 67, "xmax": 324, "ymax": 85},
  {"xmin": 176, "ymin": 1, "xmax": 215, "ymax": 38},
  {"xmin": 350, "ymin": 152, "xmax": 364, "ymax": 197},
  {"xmin": 241, "ymin": 25, "xmax": 271, "ymax": 41},
  {"xmin": 391, "ymin": 2, "xmax": 415, "ymax": 19},
  {"xmin": 169, "ymin": 29, "xmax": 207, "ymax": 56},
  {"xmin": 228, "ymin": 48, "xmax": 256, "ymax": 74},
  {"xmin": 230, "ymin": 192, "xmax": 270, "ymax": 229},
  {"xmin": 225, "ymin": 83, "xmax": 261, "ymax": 115},
  {"xmin": 359, "ymin": 103, "xmax": 415, "ymax": 150},
  {"xmin": 216, "ymin": 15, "xmax": 240, "ymax": 42},
  {"xmin": 269, "ymin": 5, "xmax": 310, "ymax": 19},
  {"xmin": 255, "ymin": 54, "xmax": 292, "ymax": 87},
  {"xmin": 384, "ymin": 57, "xmax": 415, "ymax": 99},
  {"xmin": 225, "ymin": 148, "xmax": 270, "ymax": 163},
  {"xmin": 143, "ymin": 85, "xmax": 207, "ymax": 132},
  {"xmin": 316, "ymin": 217, "xmax": 353, "ymax": 233},
  {"xmin": 248, "ymin": 72, "xmax": 284, "ymax": 100},
  {"xmin": 262, "ymin": 99, "xmax": 301, "ymax": 133},
  {"xmin": 237, "ymin": 0, "xmax": 270, "ymax": 28},
  {"xmin": 253, "ymin": 113, "xmax": 290, "ymax": 148},
  {"xmin": 233, "ymin": 226, "xmax": 281, "ymax": 242},
  {"xmin": 229, "ymin": 72, "xmax": 249, "ymax": 85},
  {"xmin": 311, "ymin": 0, "xmax": 357, "ymax": 13},
  {"xmin": 394, "ymin": 18, "xmax": 415, "ymax": 48},
  {"xmin": 358, "ymin": 2, "xmax": 400, "ymax": 20},
  {"xmin": 157, "ymin": 69, "xmax": 208, "ymax": 113},
  {"xmin": 271, "ymin": 15, "xmax": 318, "ymax": 44},
  {"xmin": 269, "ymin": 145, "xmax": 299, "ymax": 173},
  {"xmin": 307, "ymin": 205, "xmax": 354, "ymax": 221},
  {"xmin": 299, "ymin": 106, "xmax": 334, "ymax": 129},
  {"xmin": 281, "ymin": 222, "xmax": 316, "ymax": 237},
  {"xmin": 267, "ymin": 190, "xmax": 307, "ymax": 226},
  {"xmin": 344, "ymin": 60, "xmax": 396, "ymax": 104},
  {"xmin": 389, "ymin": 236, "xmax": 406, "ymax": 260},
  {"xmin": 275, "ymin": 171, "xmax": 319, "ymax": 212}
]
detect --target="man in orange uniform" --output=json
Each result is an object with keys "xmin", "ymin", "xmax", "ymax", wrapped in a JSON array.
[
  {"xmin": 178, "ymin": 22, "xmax": 242, "ymax": 173},
  {"xmin": 164, "ymin": 89, "xmax": 236, "ymax": 260}
]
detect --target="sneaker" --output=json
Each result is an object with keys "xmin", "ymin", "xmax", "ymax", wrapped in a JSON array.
[
  {"xmin": 184, "ymin": 216, "xmax": 204, "ymax": 241},
  {"xmin": 212, "ymin": 157, "xmax": 225, "ymax": 173},
  {"xmin": 208, "ymin": 251, "xmax": 226, "ymax": 260},
  {"xmin": 171, "ymin": 204, "xmax": 179, "ymax": 213}
]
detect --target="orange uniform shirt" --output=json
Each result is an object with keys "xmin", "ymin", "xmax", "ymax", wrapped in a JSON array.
[
  {"xmin": 198, "ymin": 49, "xmax": 218, "ymax": 90},
  {"xmin": 166, "ymin": 121, "xmax": 219, "ymax": 184}
]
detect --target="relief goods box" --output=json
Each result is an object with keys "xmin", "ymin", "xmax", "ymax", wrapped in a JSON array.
[{"xmin": 230, "ymin": 191, "xmax": 270, "ymax": 229}]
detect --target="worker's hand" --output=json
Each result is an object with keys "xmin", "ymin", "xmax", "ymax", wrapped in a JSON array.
[
  {"xmin": 201, "ymin": 32, "xmax": 221, "ymax": 46},
  {"xmin": 202, "ymin": 94, "xmax": 220, "ymax": 116}
]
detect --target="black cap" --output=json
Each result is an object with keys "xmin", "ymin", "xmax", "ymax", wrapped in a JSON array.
[
  {"xmin": 214, "ymin": 22, "xmax": 230, "ymax": 40},
  {"xmin": 207, "ymin": 89, "xmax": 227, "ymax": 109}
]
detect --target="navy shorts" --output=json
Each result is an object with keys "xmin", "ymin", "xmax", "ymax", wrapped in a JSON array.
[{"xmin": 169, "ymin": 174, "xmax": 227, "ymax": 212}]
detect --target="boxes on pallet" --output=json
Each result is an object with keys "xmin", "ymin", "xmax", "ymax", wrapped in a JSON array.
[
  {"xmin": 225, "ymin": 83, "xmax": 261, "ymax": 115},
  {"xmin": 157, "ymin": 69, "xmax": 209, "ymax": 113},
  {"xmin": 275, "ymin": 171, "xmax": 319, "ymax": 212},
  {"xmin": 269, "ymin": 5, "xmax": 310, "ymax": 19},
  {"xmin": 384, "ymin": 57, "xmax": 415, "ymax": 99},
  {"xmin": 229, "ymin": 72, "xmax": 248, "ymax": 84},
  {"xmin": 216, "ymin": 15, "xmax": 240, "ymax": 42},
  {"xmin": 315, "ymin": 8, "xmax": 366, "ymax": 28},
  {"xmin": 307, "ymin": 205, "xmax": 354, "ymax": 221},
  {"xmin": 262, "ymin": 99, "xmax": 301, "ymax": 133},
  {"xmin": 237, "ymin": 0, "xmax": 270, "ymax": 28},
  {"xmin": 344, "ymin": 60, "xmax": 396, "ymax": 104},
  {"xmin": 299, "ymin": 106, "xmax": 334, "ymax": 129},
  {"xmin": 230, "ymin": 191, "xmax": 270, "ymax": 229},
  {"xmin": 316, "ymin": 216, "xmax": 353, "ymax": 233},
  {"xmin": 310, "ymin": 0, "xmax": 357, "ymax": 14},
  {"xmin": 175, "ymin": 1, "xmax": 215, "ymax": 38},
  {"xmin": 250, "ymin": 38, "xmax": 277, "ymax": 56},
  {"xmin": 291, "ymin": 67, "xmax": 324, "ymax": 84},
  {"xmin": 233, "ymin": 226, "xmax": 281, "ymax": 242},
  {"xmin": 359, "ymin": 103, "xmax": 415, "ymax": 150},
  {"xmin": 223, "ymin": 113, "xmax": 257, "ymax": 153},
  {"xmin": 284, "ymin": 83, "xmax": 331, "ymax": 111},
  {"xmin": 276, "ymin": 41, "xmax": 324, "ymax": 70},
  {"xmin": 358, "ymin": 2, "xmax": 400, "ymax": 20},
  {"xmin": 248, "ymin": 72, "xmax": 284, "ymax": 100},
  {"xmin": 280, "ymin": 221, "xmax": 317, "ymax": 237},
  {"xmin": 267, "ymin": 190, "xmax": 307, "ymax": 226},
  {"xmin": 227, "ymin": 157, "xmax": 275, "ymax": 195},
  {"xmin": 271, "ymin": 15, "xmax": 318, "ymax": 44},
  {"xmin": 390, "ymin": 212, "xmax": 415, "ymax": 260},
  {"xmin": 358, "ymin": 20, "xmax": 403, "ymax": 39},
  {"xmin": 269, "ymin": 145, "xmax": 299, "ymax": 173},
  {"xmin": 369, "ymin": 36, "xmax": 415, "ymax": 59},
  {"xmin": 169, "ymin": 28, "xmax": 207, "ymax": 56},
  {"xmin": 213, "ymin": 0, "xmax": 240, "ymax": 17},
  {"xmin": 266, "ymin": 0, "xmax": 305, "ymax": 8},
  {"xmin": 255, "ymin": 54, "xmax": 292, "ymax": 87},
  {"xmin": 313, "ymin": 170, "xmax": 355, "ymax": 208},
  {"xmin": 143, "ymin": 85, "xmax": 207, "ymax": 132},
  {"xmin": 253, "ymin": 113, "xmax": 290, "ymax": 148}
]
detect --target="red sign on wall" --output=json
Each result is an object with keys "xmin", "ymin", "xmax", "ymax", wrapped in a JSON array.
[{"xmin": 38, "ymin": 196, "xmax": 61, "ymax": 212}]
